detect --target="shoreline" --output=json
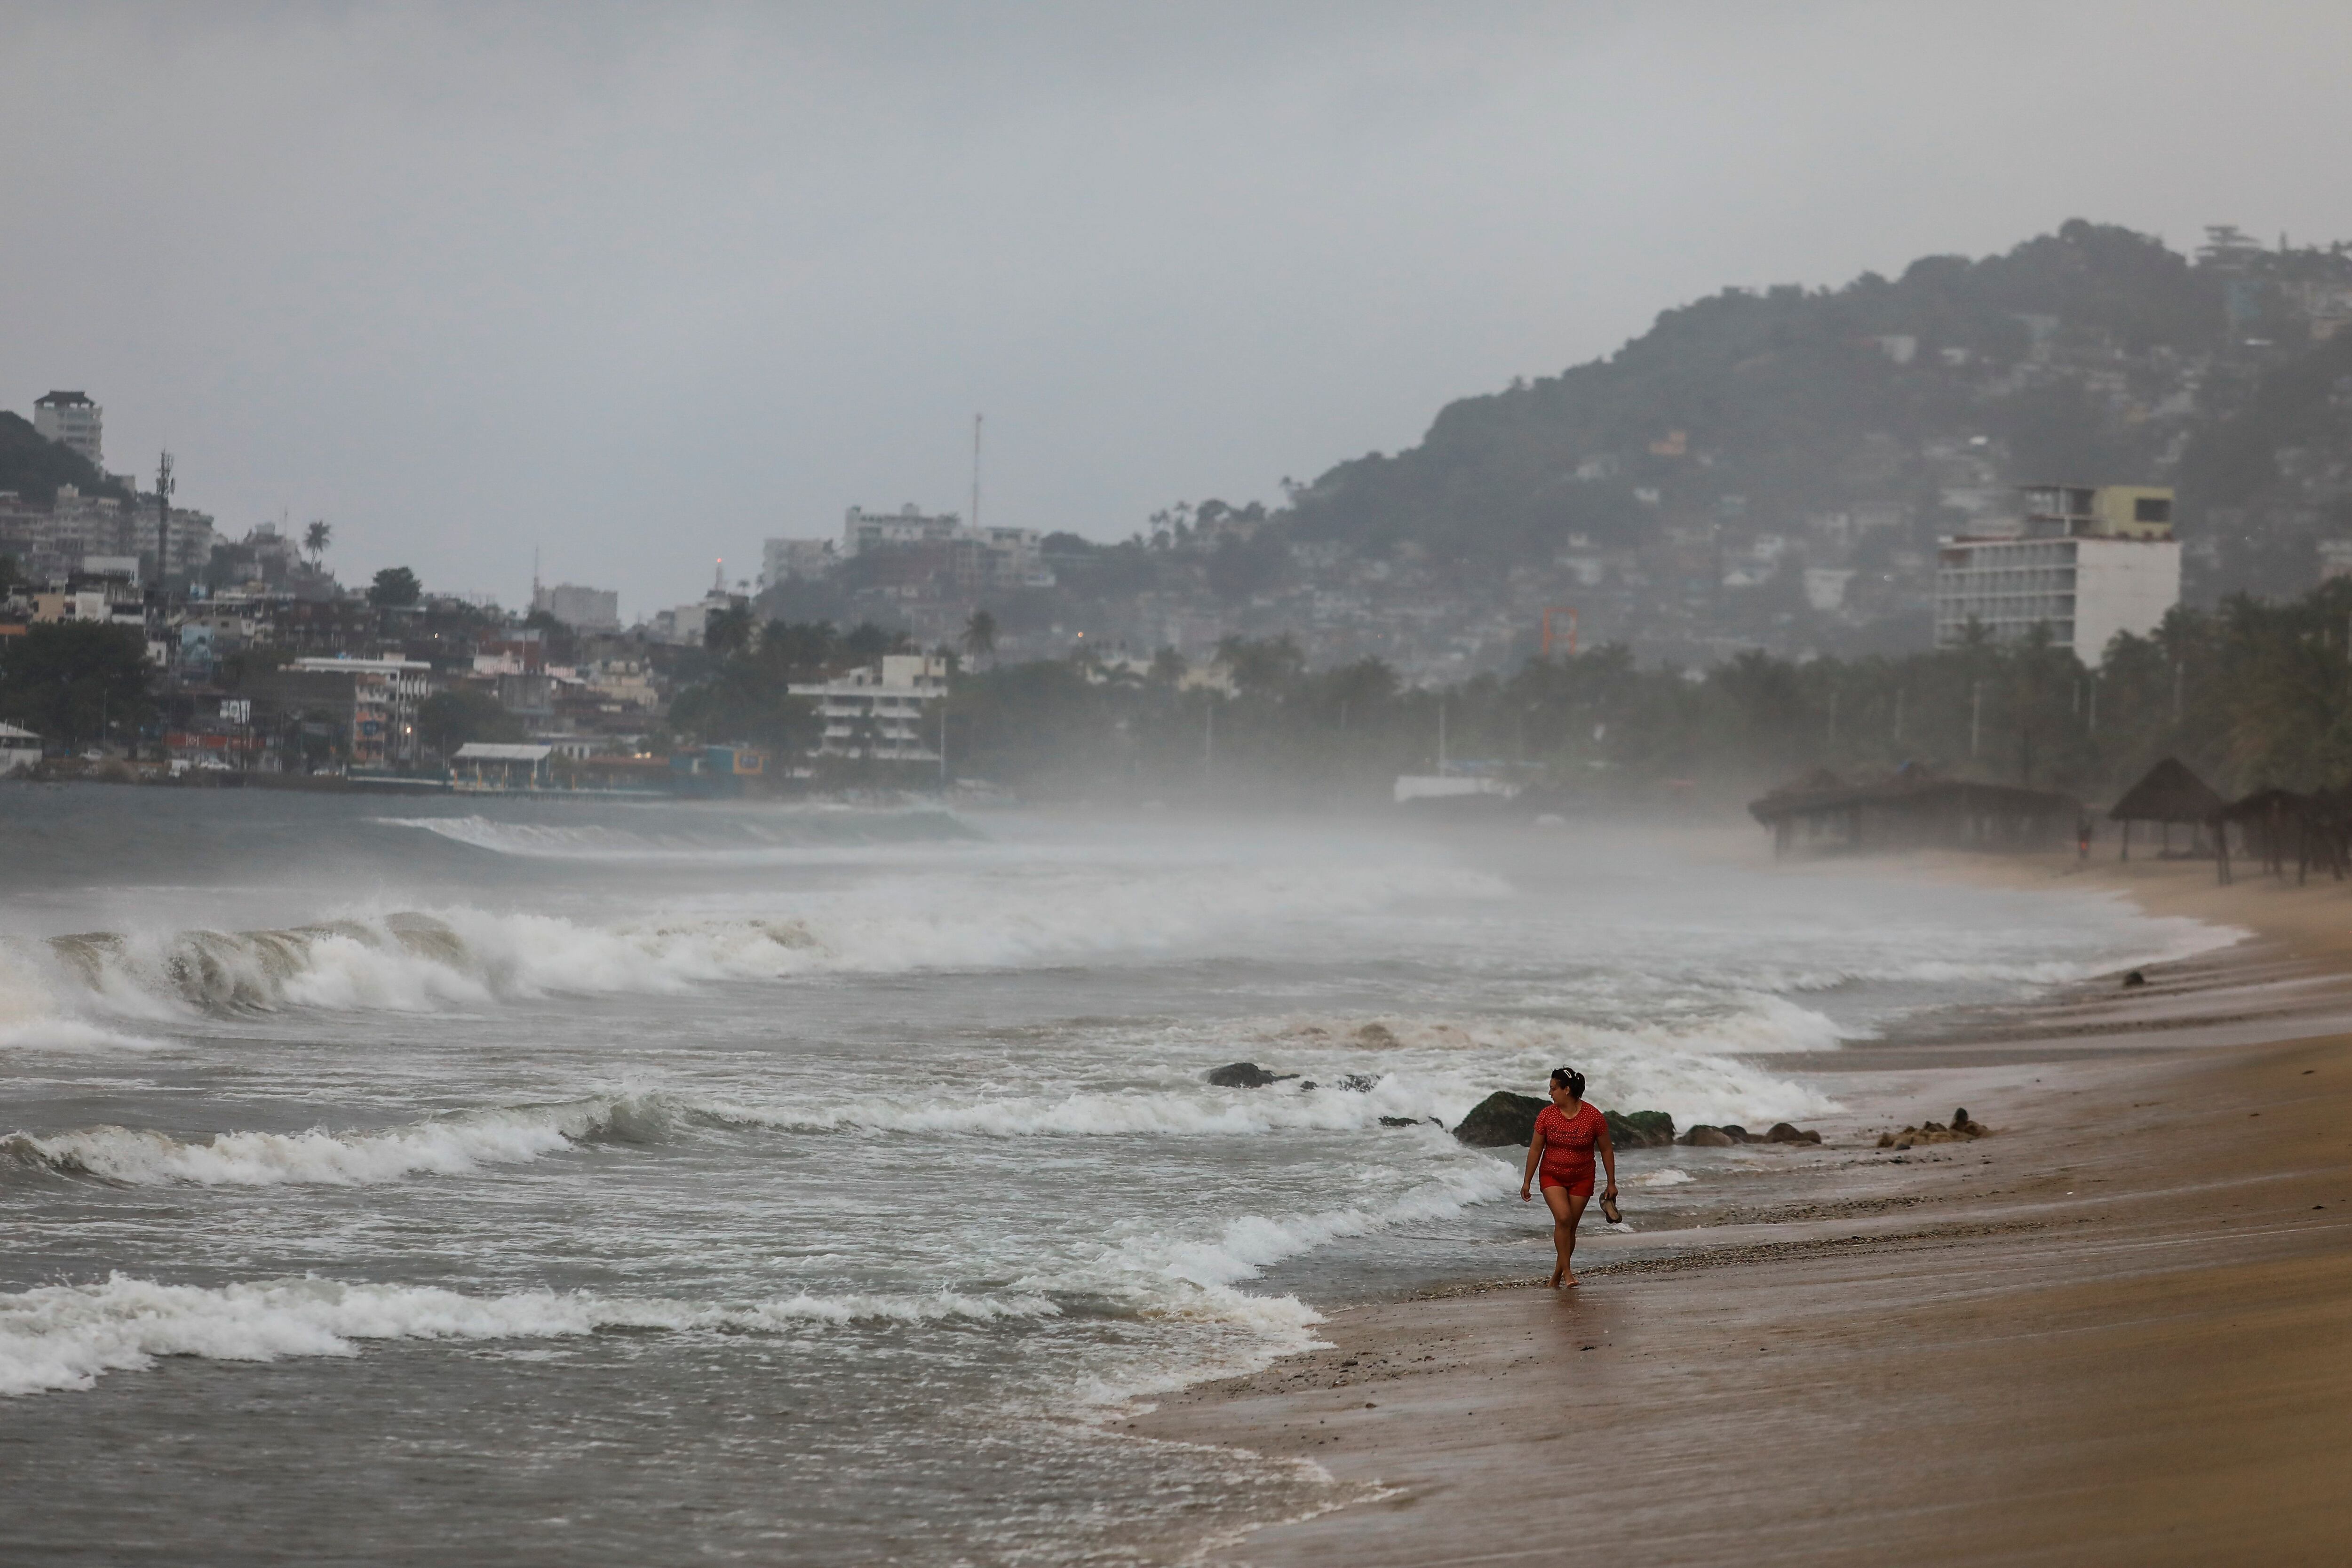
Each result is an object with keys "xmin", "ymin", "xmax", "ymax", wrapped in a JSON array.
[{"xmin": 1135, "ymin": 850, "xmax": 2352, "ymax": 1565}]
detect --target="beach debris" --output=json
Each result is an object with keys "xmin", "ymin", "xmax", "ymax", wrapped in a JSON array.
[
  {"xmin": 2123, "ymin": 969, "xmax": 2147, "ymax": 988},
  {"xmin": 1208, "ymin": 1062, "xmax": 1296, "ymax": 1089},
  {"xmin": 1452, "ymin": 1090, "xmax": 1546, "ymax": 1146},
  {"xmin": 1355, "ymin": 1023, "xmax": 1400, "ymax": 1048},
  {"xmin": 1876, "ymin": 1110, "xmax": 1993, "ymax": 1149}
]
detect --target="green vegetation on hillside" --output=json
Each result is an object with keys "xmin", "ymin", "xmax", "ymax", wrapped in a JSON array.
[{"xmin": 0, "ymin": 411, "xmax": 133, "ymax": 504}]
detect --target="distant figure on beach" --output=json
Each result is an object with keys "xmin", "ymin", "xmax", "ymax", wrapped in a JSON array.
[{"xmin": 1519, "ymin": 1067, "xmax": 1618, "ymax": 1289}]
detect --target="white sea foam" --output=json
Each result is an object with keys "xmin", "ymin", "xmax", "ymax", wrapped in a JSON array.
[
  {"xmin": 1630, "ymin": 1167, "xmax": 1692, "ymax": 1188},
  {"xmin": 0, "ymin": 1274, "xmax": 1059, "ymax": 1397}
]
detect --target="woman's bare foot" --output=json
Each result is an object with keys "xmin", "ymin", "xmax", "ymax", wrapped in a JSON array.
[
  {"xmin": 1548, "ymin": 1266, "xmax": 1565, "ymax": 1289},
  {"xmin": 1561, "ymin": 1273, "xmax": 1580, "ymax": 1288}
]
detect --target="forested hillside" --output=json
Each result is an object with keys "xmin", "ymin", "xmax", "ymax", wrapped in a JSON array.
[
  {"xmin": 0, "ymin": 411, "xmax": 130, "ymax": 504},
  {"xmin": 1285, "ymin": 220, "xmax": 2352, "ymax": 605}
]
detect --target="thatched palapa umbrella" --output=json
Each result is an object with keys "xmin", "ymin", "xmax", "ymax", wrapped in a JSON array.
[{"xmin": 2108, "ymin": 757, "xmax": 2225, "ymax": 860}]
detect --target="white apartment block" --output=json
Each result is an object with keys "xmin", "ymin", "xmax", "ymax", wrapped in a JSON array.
[
  {"xmin": 33, "ymin": 390, "xmax": 102, "ymax": 469},
  {"xmin": 841, "ymin": 504, "xmax": 1054, "ymax": 590},
  {"xmin": 761, "ymin": 536, "xmax": 837, "ymax": 587},
  {"xmin": 1934, "ymin": 485, "xmax": 2180, "ymax": 666},
  {"xmin": 790, "ymin": 653, "xmax": 948, "ymax": 761}
]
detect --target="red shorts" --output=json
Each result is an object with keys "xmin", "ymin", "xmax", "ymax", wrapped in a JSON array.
[{"xmin": 1540, "ymin": 1165, "xmax": 1595, "ymax": 1198}]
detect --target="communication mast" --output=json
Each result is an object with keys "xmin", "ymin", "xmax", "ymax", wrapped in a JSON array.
[
  {"xmin": 970, "ymin": 413, "xmax": 983, "ymax": 531},
  {"xmin": 153, "ymin": 451, "xmax": 175, "ymax": 589}
]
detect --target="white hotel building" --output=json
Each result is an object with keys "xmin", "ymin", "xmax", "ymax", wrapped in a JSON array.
[
  {"xmin": 1934, "ymin": 485, "xmax": 2180, "ymax": 667},
  {"xmin": 791, "ymin": 653, "xmax": 948, "ymax": 762}
]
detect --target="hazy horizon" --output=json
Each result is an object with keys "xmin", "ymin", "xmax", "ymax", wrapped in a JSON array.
[{"xmin": 5, "ymin": 0, "xmax": 2350, "ymax": 617}]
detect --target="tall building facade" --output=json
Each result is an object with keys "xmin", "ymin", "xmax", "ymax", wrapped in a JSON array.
[
  {"xmin": 32, "ymin": 391, "xmax": 103, "ymax": 469},
  {"xmin": 1934, "ymin": 485, "xmax": 2180, "ymax": 666},
  {"xmin": 532, "ymin": 582, "xmax": 620, "ymax": 631}
]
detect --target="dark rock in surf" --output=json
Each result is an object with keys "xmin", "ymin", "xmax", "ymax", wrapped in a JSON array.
[
  {"xmin": 1605, "ymin": 1110, "xmax": 1677, "ymax": 1148},
  {"xmin": 1355, "ymin": 1023, "xmax": 1399, "ymax": 1048},
  {"xmin": 1208, "ymin": 1062, "xmax": 1295, "ymax": 1089},
  {"xmin": 1764, "ymin": 1122, "xmax": 1822, "ymax": 1144},
  {"xmin": 1379, "ymin": 1115, "xmax": 1423, "ymax": 1128},
  {"xmin": 2122, "ymin": 970, "xmax": 2147, "ymax": 988},
  {"xmin": 1337, "ymin": 1074, "xmax": 1380, "ymax": 1093},
  {"xmin": 1452, "ymin": 1091, "xmax": 1547, "ymax": 1147},
  {"xmin": 1681, "ymin": 1125, "xmax": 1737, "ymax": 1147},
  {"xmin": 1717, "ymin": 1124, "xmax": 1752, "ymax": 1142}
]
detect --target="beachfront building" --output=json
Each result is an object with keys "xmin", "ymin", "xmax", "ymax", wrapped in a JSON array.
[
  {"xmin": 452, "ymin": 742, "xmax": 553, "ymax": 790},
  {"xmin": 0, "ymin": 721, "xmax": 41, "ymax": 775},
  {"xmin": 791, "ymin": 653, "xmax": 948, "ymax": 762},
  {"xmin": 1933, "ymin": 484, "xmax": 2180, "ymax": 666},
  {"xmin": 244, "ymin": 655, "xmax": 434, "ymax": 770}
]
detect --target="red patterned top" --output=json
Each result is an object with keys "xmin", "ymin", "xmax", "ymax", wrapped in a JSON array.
[{"xmin": 1534, "ymin": 1102, "xmax": 1604, "ymax": 1178}]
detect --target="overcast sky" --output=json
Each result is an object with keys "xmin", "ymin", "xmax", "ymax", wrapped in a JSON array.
[{"xmin": 4, "ymin": 2, "xmax": 2350, "ymax": 615}]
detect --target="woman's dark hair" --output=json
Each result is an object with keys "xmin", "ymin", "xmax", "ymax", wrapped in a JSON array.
[{"xmin": 1550, "ymin": 1067, "xmax": 1586, "ymax": 1097}]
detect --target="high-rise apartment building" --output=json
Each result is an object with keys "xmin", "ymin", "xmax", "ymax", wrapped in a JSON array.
[
  {"xmin": 1934, "ymin": 485, "xmax": 2180, "ymax": 666},
  {"xmin": 32, "ymin": 391, "xmax": 103, "ymax": 469},
  {"xmin": 532, "ymin": 582, "xmax": 620, "ymax": 631}
]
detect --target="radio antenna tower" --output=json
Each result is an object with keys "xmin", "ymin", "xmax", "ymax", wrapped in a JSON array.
[
  {"xmin": 970, "ymin": 413, "xmax": 983, "ymax": 531},
  {"xmin": 153, "ymin": 451, "xmax": 175, "ymax": 590}
]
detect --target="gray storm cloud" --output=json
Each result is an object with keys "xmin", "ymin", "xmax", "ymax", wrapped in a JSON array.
[{"xmin": 2, "ymin": 0, "xmax": 2346, "ymax": 613}]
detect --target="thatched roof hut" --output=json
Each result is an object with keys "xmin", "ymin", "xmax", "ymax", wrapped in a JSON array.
[
  {"xmin": 2211, "ymin": 788, "xmax": 2310, "ymax": 883},
  {"xmin": 2108, "ymin": 757, "xmax": 2225, "ymax": 860},
  {"xmin": 2109, "ymin": 758, "xmax": 2225, "ymax": 824}
]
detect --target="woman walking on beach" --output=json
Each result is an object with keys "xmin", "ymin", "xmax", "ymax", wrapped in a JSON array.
[{"xmin": 1519, "ymin": 1067, "xmax": 1617, "ymax": 1289}]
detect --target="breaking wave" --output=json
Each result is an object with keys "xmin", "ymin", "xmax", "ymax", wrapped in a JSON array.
[
  {"xmin": 0, "ymin": 1093, "xmax": 687, "ymax": 1188},
  {"xmin": 0, "ymin": 1273, "xmax": 1060, "ymax": 1397},
  {"xmin": 376, "ymin": 807, "xmax": 984, "ymax": 862},
  {"xmin": 0, "ymin": 855, "xmax": 1510, "ymax": 1035}
]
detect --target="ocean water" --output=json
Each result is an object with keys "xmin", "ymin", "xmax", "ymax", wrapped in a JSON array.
[{"xmin": 0, "ymin": 785, "xmax": 2228, "ymax": 1564}]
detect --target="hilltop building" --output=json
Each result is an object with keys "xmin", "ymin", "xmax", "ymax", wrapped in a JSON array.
[
  {"xmin": 1934, "ymin": 485, "xmax": 2180, "ymax": 666},
  {"xmin": 760, "ymin": 536, "xmax": 837, "ymax": 588},
  {"xmin": 841, "ymin": 504, "xmax": 1053, "ymax": 592},
  {"xmin": 33, "ymin": 391, "xmax": 102, "ymax": 468},
  {"xmin": 532, "ymin": 582, "xmax": 620, "ymax": 631},
  {"xmin": 791, "ymin": 653, "xmax": 948, "ymax": 762}
]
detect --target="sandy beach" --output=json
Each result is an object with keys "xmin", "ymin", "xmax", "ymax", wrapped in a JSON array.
[{"xmin": 1137, "ymin": 850, "xmax": 2352, "ymax": 1565}]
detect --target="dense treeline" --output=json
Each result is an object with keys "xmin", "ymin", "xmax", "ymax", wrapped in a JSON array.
[
  {"xmin": 934, "ymin": 581, "xmax": 2352, "ymax": 808},
  {"xmin": 0, "ymin": 622, "xmax": 155, "ymax": 751}
]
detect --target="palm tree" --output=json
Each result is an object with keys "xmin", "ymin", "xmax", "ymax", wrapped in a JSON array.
[
  {"xmin": 303, "ymin": 520, "xmax": 332, "ymax": 567},
  {"xmin": 961, "ymin": 608, "xmax": 998, "ymax": 667}
]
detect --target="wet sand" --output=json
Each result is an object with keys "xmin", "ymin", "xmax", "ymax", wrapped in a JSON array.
[{"xmin": 1137, "ymin": 852, "xmax": 2352, "ymax": 1565}]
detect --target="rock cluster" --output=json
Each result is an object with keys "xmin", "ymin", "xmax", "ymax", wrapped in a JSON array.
[
  {"xmin": 1207, "ymin": 1062, "xmax": 1294, "ymax": 1088},
  {"xmin": 1876, "ymin": 1107, "xmax": 1993, "ymax": 1149},
  {"xmin": 1679, "ymin": 1121, "xmax": 1822, "ymax": 1146},
  {"xmin": 1606, "ymin": 1110, "xmax": 1677, "ymax": 1148},
  {"xmin": 1451, "ymin": 1090, "xmax": 1546, "ymax": 1146},
  {"xmin": 1447, "ymin": 1093, "xmax": 1678, "ymax": 1149}
]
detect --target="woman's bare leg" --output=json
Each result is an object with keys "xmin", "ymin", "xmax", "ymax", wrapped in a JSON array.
[{"xmin": 1542, "ymin": 1187, "xmax": 1591, "ymax": 1287}]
